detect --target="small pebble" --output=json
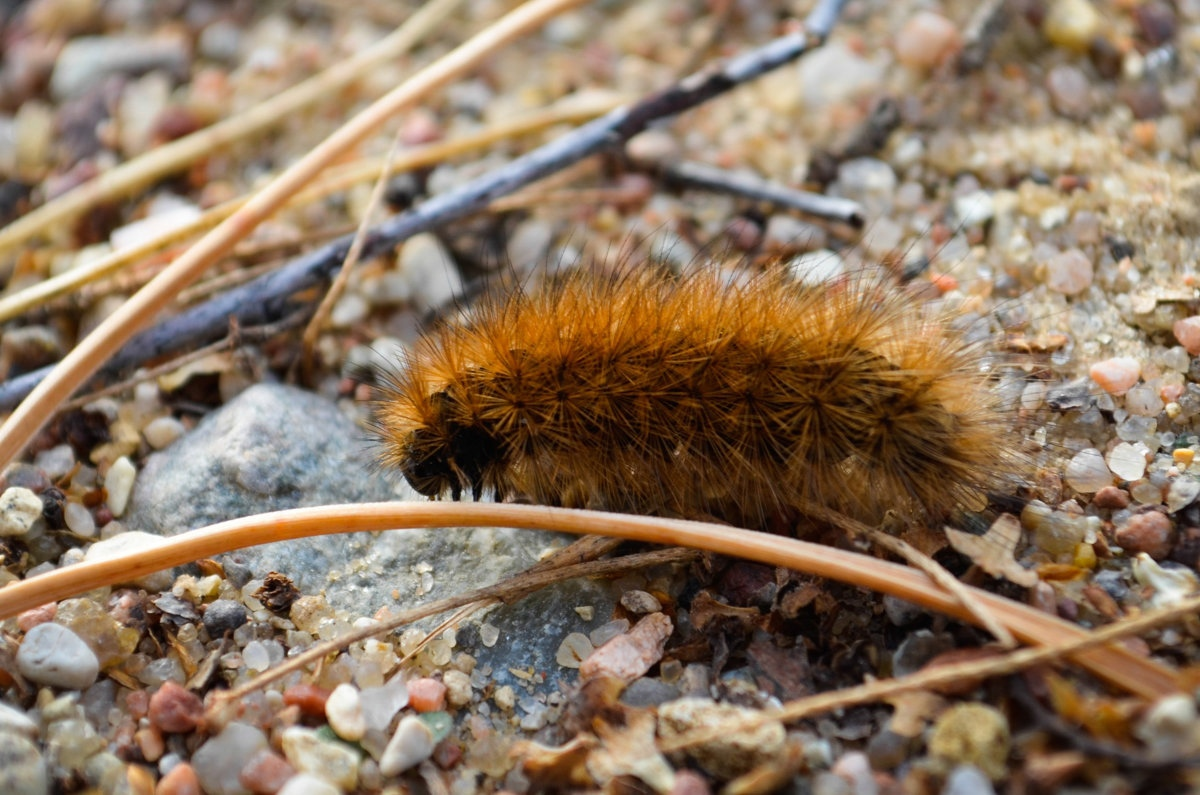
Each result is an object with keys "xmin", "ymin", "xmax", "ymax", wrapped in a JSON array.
[
  {"xmin": 406, "ymin": 677, "xmax": 447, "ymax": 712},
  {"xmin": 201, "ymin": 599, "xmax": 247, "ymax": 638},
  {"xmin": 442, "ymin": 669, "xmax": 473, "ymax": 708},
  {"xmin": 1093, "ymin": 485, "xmax": 1131, "ymax": 510},
  {"xmin": 1089, "ymin": 356, "xmax": 1141, "ymax": 396},
  {"xmin": 1064, "ymin": 448, "xmax": 1112, "ymax": 493},
  {"xmin": 1115, "ymin": 511, "xmax": 1176, "ymax": 560},
  {"xmin": 103, "ymin": 456, "xmax": 136, "ymax": 517},
  {"xmin": 325, "ymin": 683, "xmax": 366, "ymax": 741},
  {"xmin": 1167, "ymin": 478, "xmax": 1200, "ymax": 512},
  {"xmin": 619, "ymin": 590, "xmax": 662, "ymax": 615},
  {"xmin": 191, "ymin": 723, "xmax": 268, "ymax": 795},
  {"xmin": 63, "ymin": 502, "xmax": 96, "ymax": 537},
  {"xmin": 143, "ymin": 416, "xmax": 186, "ymax": 450},
  {"xmin": 1106, "ymin": 442, "xmax": 1147, "ymax": 481},
  {"xmin": 16, "ymin": 603, "xmax": 56, "ymax": 632},
  {"xmin": 1044, "ymin": 248, "xmax": 1093, "ymax": 295},
  {"xmin": 893, "ymin": 11, "xmax": 961, "ymax": 71},
  {"xmin": 32, "ymin": 445, "xmax": 75, "ymax": 481},
  {"xmin": 0, "ymin": 702, "xmax": 38, "ymax": 737},
  {"xmin": 360, "ymin": 681, "xmax": 409, "ymax": 732},
  {"xmin": 0, "ymin": 732, "xmax": 49, "ymax": 795},
  {"xmin": 1172, "ymin": 316, "xmax": 1200, "ymax": 355},
  {"xmin": 16, "ymin": 622, "xmax": 99, "ymax": 690},
  {"xmin": 379, "ymin": 715, "xmax": 436, "ymax": 776},
  {"xmin": 555, "ymin": 632, "xmax": 594, "ymax": 669},
  {"xmin": 1043, "ymin": 0, "xmax": 1101, "ymax": 52},
  {"xmin": 281, "ymin": 727, "xmax": 360, "ymax": 791},
  {"xmin": 943, "ymin": 764, "xmax": 997, "ymax": 795},
  {"xmin": 148, "ymin": 681, "xmax": 204, "ymax": 734},
  {"xmin": 0, "ymin": 487, "xmax": 44, "ymax": 537},
  {"xmin": 276, "ymin": 773, "xmax": 340, "ymax": 795},
  {"xmin": 156, "ymin": 762, "xmax": 200, "ymax": 795},
  {"xmin": 1046, "ymin": 64, "xmax": 1092, "ymax": 119},
  {"xmin": 237, "ymin": 750, "xmax": 295, "ymax": 795},
  {"xmin": 397, "ymin": 233, "xmax": 462, "ymax": 311}
]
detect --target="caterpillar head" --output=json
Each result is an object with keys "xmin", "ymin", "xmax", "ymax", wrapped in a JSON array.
[{"xmin": 393, "ymin": 391, "xmax": 504, "ymax": 502}]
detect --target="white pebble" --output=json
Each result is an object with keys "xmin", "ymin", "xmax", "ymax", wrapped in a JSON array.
[
  {"xmin": 360, "ymin": 681, "xmax": 408, "ymax": 733},
  {"xmin": 1065, "ymin": 448, "xmax": 1112, "ymax": 493},
  {"xmin": 329, "ymin": 292, "xmax": 369, "ymax": 328},
  {"xmin": 103, "ymin": 456, "xmax": 136, "ymax": 518},
  {"xmin": 142, "ymin": 416, "xmax": 185, "ymax": 449},
  {"xmin": 242, "ymin": 640, "xmax": 270, "ymax": 672},
  {"xmin": 1044, "ymin": 247, "xmax": 1093, "ymax": 295},
  {"xmin": 0, "ymin": 702, "xmax": 38, "ymax": 737},
  {"xmin": 325, "ymin": 683, "xmax": 366, "ymax": 742},
  {"xmin": 398, "ymin": 233, "xmax": 462, "ymax": 311},
  {"xmin": 0, "ymin": 487, "xmax": 43, "ymax": 537},
  {"xmin": 63, "ymin": 502, "xmax": 96, "ymax": 538},
  {"xmin": 281, "ymin": 727, "xmax": 360, "ymax": 791},
  {"xmin": 379, "ymin": 715, "xmax": 436, "ymax": 776},
  {"xmin": 953, "ymin": 190, "xmax": 995, "ymax": 227},
  {"xmin": 277, "ymin": 774, "xmax": 340, "ymax": 795},
  {"xmin": 17, "ymin": 622, "xmax": 100, "ymax": 690},
  {"xmin": 1167, "ymin": 478, "xmax": 1200, "ymax": 512},
  {"xmin": 1106, "ymin": 443, "xmax": 1147, "ymax": 481},
  {"xmin": 555, "ymin": 632, "xmax": 594, "ymax": 669}
]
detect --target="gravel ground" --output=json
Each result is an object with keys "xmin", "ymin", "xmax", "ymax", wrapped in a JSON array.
[{"xmin": 3, "ymin": 0, "xmax": 1200, "ymax": 793}]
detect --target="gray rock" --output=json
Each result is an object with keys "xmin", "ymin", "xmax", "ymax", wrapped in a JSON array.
[
  {"xmin": 16, "ymin": 623, "xmax": 99, "ymax": 690},
  {"xmin": 0, "ymin": 732, "xmax": 48, "ymax": 795},
  {"xmin": 123, "ymin": 384, "xmax": 617, "ymax": 650}
]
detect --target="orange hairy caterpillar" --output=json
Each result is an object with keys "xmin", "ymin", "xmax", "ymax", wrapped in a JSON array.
[{"xmin": 371, "ymin": 264, "xmax": 1013, "ymax": 530}]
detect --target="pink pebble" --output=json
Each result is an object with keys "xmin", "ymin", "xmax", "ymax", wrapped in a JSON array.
[
  {"xmin": 156, "ymin": 762, "xmax": 201, "ymax": 795},
  {"xmin": 16, "ymin": 602, "xmax": 56, "ymax": 632},
  {"xmin": 1045, "ymin": 248, "xmax": 1094, "ymax": 295},
  {"xmin": 1089, "ymin": 356, "xmax": 1141, "ymax": 395},
  {"xmin": 407, "ymin": 677, "xmax": 447, "ymax": 712},
  {"xmin": 1173, "ymin": 316, "xmax": 1200, "ymax": 355},
  {"xmin": 894, "ymin": 11, "xmax": 962, "ymax": 70}
]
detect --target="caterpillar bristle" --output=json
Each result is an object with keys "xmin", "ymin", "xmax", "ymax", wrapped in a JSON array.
[{"xmin": 371, "ymin": 263, "xmax": 1015, "ymax": 531}]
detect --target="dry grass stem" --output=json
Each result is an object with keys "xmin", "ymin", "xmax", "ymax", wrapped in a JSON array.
[{"xmin": 0, "ymin": 502, "xmax": 1180, "ymax": 699}]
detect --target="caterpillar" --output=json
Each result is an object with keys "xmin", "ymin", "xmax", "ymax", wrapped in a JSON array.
[{"xmin": 371, "ymin": 263, "xmax": 1013, "ymax": 531}]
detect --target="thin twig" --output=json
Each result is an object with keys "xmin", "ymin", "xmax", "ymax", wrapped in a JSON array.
[
  {"xmin": 650, "ymin": 159, "xmax": 865, "ymax": 228},
  {"xmin": 298, "ymin": 129, "xmax": 406, "ymax": 382},
  {"xmin": 0, "ymin": 0, "xmax": 592, "ymax": 467}
]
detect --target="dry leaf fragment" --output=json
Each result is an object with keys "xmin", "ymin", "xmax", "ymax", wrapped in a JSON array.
[
  {"xmin": 945, "ymin": 514, "xmax": 1038, "ymax": 587},
  {"xmin": 587, "ymin": 711, "xmax": 676, "ymax": 793},
  {"xmin": 514, "ymin": 734, "xmax": 597, "ymax": 790}
]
